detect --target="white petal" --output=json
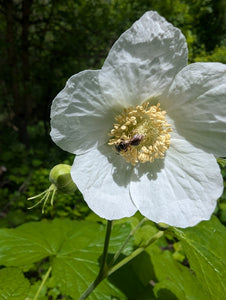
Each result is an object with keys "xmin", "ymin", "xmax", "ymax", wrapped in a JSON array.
[
  {"xmin": 130, "ymin": 138, "xmax": 223, "ymax": 228},
  {"xmin": 50, "ymin": 70, "xmax": 115, "ymax": 154},
  {"xmin": 71, "ymin": 145, "xmax": 137, "ymax": 219},
  {"xmin": 163, "ymin": 62, "xmax": 226, "ymax": 157},
  {"xmin": 99, "ymin": 11, "xmax": 188, "ymax": 107}
]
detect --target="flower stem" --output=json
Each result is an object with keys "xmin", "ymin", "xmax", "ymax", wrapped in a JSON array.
[
  {"xmin": 33, "ymin": 265, "xmax": 52, "ymax": 300},
  {"xmin": 109, "ymin": 217, "xmax": 147, "ymax": 267},
  {"xmin": 78, "ymin": 223, "xmax": 163, "ymax": 299},
  {"xmin": 78, "ymin": 220, "xmax": 113, "ymax": 300},
  {"xmin": 108, "ymin": 230, "xmax": 164, "ymax": 276}
]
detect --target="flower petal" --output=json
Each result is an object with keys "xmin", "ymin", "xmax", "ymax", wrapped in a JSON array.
[
  {"xmin": 50, "ymin": 70, "xmax": 115, "ymax": 154},
  {"xmin": 71, "ymin": 145, "xmax": 137, "ymax": 219},
  {"xmin": 163, "ymin": 62, "xmax": 226, "ymax": 157},
  {"xmin": 99, "ymin": 11, "xmax": 188, "ymax": 107},
  {"xmin": 130, "ymin": 138, "xmax": 223, "ymax": 228}
]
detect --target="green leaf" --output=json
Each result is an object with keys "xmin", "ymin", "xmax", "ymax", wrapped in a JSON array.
[
  {"xmin": 0, "ymin": 218, "xmax": 71, "ymax": 267},
  {"xmin": 172, "ymin": 216, "xmax": 226, "ymax": 300},
  {"xmin": 0, "ymin": 267, "xmax": 30, "ymax": 300},
  {"xmin": 146, "ymin": 245, "xmax": 207, "ymax": 300},
  {"xmin": 0, "ymin": 218, "xmax": 132, "ymax": 299}
]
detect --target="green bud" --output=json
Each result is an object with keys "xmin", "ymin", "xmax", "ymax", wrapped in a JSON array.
[
  {"xmin": 49, "ymin": 164, "xmax": 77, "ymax": 194},
  {"xmin": 28, "ymin": 163, "xmax": 76, "ymax": 213}
]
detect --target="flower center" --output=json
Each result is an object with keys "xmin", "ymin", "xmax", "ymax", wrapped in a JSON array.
[{"xmin": 108, "ymin": 102, "xmax": 172, "ymax": 165}]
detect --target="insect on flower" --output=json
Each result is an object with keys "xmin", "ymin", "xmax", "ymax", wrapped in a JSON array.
[{"xmin": 115, "ymin": 134, "xmax": 144, "ymax": 152}]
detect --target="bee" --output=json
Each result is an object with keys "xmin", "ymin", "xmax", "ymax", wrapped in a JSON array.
[{"xmin": 115, "ymin": 134, "xmax": 144, "ymax": 153}]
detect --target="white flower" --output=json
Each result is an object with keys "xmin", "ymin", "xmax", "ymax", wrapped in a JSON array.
[{"xmin": 50, "ymin": 11, "xmax": 226, "ymax": 228}]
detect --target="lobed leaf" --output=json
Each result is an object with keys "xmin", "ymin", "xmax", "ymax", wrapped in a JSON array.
[
  {"xmin": 0, "ymin": 218, "xmax": 132, "ymax": 299},
  {"xmin": 172, "ymin": 216, "xmax": 226, "ymax": 300},
  {"xmin": 147, "ymin": 245, "xmax": 207, "ymax": 300}
]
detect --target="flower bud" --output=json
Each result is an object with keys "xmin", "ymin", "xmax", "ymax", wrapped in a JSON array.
[
  {"xmin": 28, "ymin": 164, "xmax": 76, "ymax": 213},
  {"xmin": 49, "ymin": 164, "xmax": 77, "ymax": 194}
]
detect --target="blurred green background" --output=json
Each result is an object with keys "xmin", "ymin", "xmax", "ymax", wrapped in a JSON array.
[{"xmin": 0, "ymin": 0, "xmax": 226, "ymax": 227}]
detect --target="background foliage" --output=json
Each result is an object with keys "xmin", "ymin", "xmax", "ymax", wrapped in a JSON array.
[{"xmin": 0, "ymin": 0, "xmax": 226, "ymax": 299}]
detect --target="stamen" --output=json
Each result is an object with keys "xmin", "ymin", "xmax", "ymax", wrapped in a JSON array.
[{"xmin": 108, "ymin": 102, "xmax": 172, "ymax": 165}]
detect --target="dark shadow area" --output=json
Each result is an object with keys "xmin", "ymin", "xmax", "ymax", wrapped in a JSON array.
[{"xmin": 107, "ymin": 251, "xmax": 179, "ymax": 300}]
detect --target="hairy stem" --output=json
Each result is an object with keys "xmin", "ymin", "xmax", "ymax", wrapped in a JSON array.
[
  {"xmin": 78, "ymin": 222, "xmax": 164, "ymax": 299},
  {"xmin": 109, "ymin": 217, "xmax": 147, "ymax": 267},
  {"xmin": 78, "ymin": 220, "xmax": 113, "ymax": 300},
  {"xmin": 108, "ymin": 230, "xmax": 164, "ymax": 276},
  {"xmin": 33, "ymin": 265, "xmax": 52, "ymax": 300}
]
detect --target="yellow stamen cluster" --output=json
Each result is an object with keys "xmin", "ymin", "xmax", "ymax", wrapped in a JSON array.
[{"xmin": 108, "ymin": 102, "xmax": 172, "ymax": 165}]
